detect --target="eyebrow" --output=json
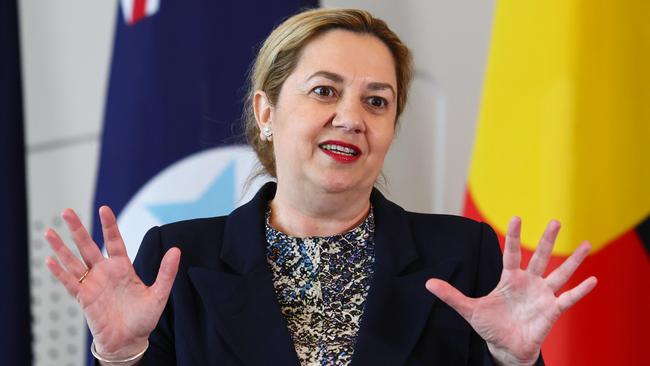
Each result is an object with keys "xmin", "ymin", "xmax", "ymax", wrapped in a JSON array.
[
  {"xmin": 306, "ymin": 70, "xmax": 396, "ymax": 97},
  {"xmin": 306, "ymin": 70, "xmax": 344, "ymax": 83},
  {"xmin": 367, "ymin": 82, "xmax": 396, "ymax": 97}
]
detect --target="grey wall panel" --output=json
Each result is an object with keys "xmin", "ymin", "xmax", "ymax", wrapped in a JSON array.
[{"xmin": 20, "ymin": 0, "xmax": 116, "ymax": 364}]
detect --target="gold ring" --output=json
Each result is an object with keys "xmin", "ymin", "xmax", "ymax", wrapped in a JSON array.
[{"xmin": 78, "ymin": 269, "xmax": 90, "ymax": 283}]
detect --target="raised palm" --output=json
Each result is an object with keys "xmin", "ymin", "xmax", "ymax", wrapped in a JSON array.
[
  {"xmin": 45, "ymin": 206, "xmax": 180, "ymax": 358},
  {"xmin": 426, "ymin": 217, "xmax": 597, "ymax": 365}
]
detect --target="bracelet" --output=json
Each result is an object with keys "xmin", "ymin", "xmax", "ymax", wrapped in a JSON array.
[{"xmin": 91, "ymin": 339, "xmax": 149, "ymax": 364}]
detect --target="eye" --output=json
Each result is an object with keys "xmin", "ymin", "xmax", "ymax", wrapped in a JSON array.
[
  {"xmin": 367, "ymin": 96, "xmax": 388, "ymax": 109},
  {"xmin": 312, "ymin": 86, "xmax": 336, "ymax": 98}
]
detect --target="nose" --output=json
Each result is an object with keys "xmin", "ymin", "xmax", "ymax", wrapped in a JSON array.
[{"xmin": 332, "ymin": 97, "xmax": 366, "ymax": 133}]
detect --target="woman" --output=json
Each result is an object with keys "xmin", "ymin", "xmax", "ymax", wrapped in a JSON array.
[{"xmin": 45, "ymin": 8, "xmax": 596, "ymax": 366}]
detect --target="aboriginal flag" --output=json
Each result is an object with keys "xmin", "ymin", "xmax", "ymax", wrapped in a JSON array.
[
  {"xmin": 464, "ymin": 0, "xmax": 650, "ymax": 364},
  {"xmin": 0, "ymin": 0, "xmax": 31, "ymax": 364},
  {"xmin": 91, "ymin": 0, "xmax": 318, "ymax": 364}
]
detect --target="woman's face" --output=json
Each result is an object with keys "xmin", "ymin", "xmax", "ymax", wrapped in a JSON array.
[{"xmin": 264, "ymin": 29, "xmax": 398, "ymax": 196}]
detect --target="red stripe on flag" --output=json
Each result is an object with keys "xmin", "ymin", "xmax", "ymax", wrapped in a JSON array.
[
  {"xmin": 464, "ymin": 190, "xmax": 650, "ymax": 365},
  {"xmin": 131, "ymin": 0, "xmax": 147, "ymax": 25}
]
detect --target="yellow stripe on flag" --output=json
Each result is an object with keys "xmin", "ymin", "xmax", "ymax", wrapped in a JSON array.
[{"xmin": 468, "ymin": 0, "xmax": 650, "ymax": 256}]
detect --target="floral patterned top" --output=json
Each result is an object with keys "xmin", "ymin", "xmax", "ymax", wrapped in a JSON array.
[{"xmin": 265, "ymin": 209, "xmax": 376, "ymax": 366}]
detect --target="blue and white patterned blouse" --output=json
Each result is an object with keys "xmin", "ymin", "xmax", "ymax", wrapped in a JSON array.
[{"xmin": 265, "ymin": 209, "xmax": 376, "ymax": 366}]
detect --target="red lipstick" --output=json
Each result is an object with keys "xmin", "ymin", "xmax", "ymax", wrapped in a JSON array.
[{"xmin": 319, "ymin": 140, "xmax": 361, "ymax": 163}]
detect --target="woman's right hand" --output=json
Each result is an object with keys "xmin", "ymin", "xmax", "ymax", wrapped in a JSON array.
[{"xmin": 45, "ymin": 206, "xmax": 181, "ymax": 360}]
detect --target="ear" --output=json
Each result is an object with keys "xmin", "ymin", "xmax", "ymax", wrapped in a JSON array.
[{"xmin": 253, "ymin": 91, "xmax": 273, "ymax": 132}]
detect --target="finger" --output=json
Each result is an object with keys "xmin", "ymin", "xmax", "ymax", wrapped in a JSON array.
[
  {"xmin": 527, "ymin": 220, "xmax": 560, "ymax": 276},
  {"xmin": 503, "ymin": 216, "xmax": 522, "ymax": 270},
  {"xmin": 44, "ymin": 228, "xmax": 88, "ymax": 278},
  {"xmin": 425, "ymin": 278, "xmax": 475, "ymax": 321},
  {"xmin": 62, "ymin": 209, "xmax": 104, "ymax": 266},
  {"xmin": 557, "ymin": 276, "xmax": 597, "ymax": 312},
  {"xmin": 545, "ymin": 241, "xmax": 592, "ymax": 292},
  {"xmin": 99, "ymin": 206, "xmax": 128, "ymax": 258},
  {"xmin": 150, "ymin": 248, "xmax": 181, "ymax": 303},
  {"xmin": 45, "ymin": 256, "xmax": 80, "ymax": 297}
]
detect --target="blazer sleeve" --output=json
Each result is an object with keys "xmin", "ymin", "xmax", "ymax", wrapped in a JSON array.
[
  {"xmin": 469, "ymin": 222, "xmax": 545, "ymax": 366},
  {"xmin": 132, "ymin": 226, "xmax": 177, "ymax": 366}
]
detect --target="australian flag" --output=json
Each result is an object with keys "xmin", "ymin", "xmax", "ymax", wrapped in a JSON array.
[{"xmin": 90, "ymin": 0, "xmax": 317, "ymax": 363}]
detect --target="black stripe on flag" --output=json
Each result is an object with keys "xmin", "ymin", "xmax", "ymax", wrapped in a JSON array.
[{"xmin": 636, "ymin": 214, "xmax": 650, "ymax": 259}]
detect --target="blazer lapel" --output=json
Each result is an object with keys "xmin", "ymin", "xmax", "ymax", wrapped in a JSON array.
[
  {"xmin": 352, "ymin": 190, "xmax": 459, "ymax": 365},
  {"xmin": 188, "ymin": 183, "xmax": 300, "ymax": 366}
]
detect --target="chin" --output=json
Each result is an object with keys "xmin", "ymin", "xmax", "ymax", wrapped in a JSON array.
[{"xmin": 317, "ymin": 175, "xmax": 371, "ymax": 195}]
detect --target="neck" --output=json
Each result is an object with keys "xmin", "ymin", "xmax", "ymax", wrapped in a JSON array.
[{"xmin": 270, "ymin": 181, "xmax": 372, "ymax": 237}]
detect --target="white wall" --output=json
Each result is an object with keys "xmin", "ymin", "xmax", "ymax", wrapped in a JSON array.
[{"xmin": 20, "ymin": 1, "xmax": 494, "ymax": 364}]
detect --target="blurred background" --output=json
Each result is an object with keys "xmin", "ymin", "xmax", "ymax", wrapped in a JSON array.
[{"xmin": 2, "ymin": 0, "xmax": 648, "ymax": 365}]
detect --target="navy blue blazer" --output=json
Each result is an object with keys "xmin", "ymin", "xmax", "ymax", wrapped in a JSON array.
[{"xmin": 132, "ymin": 182, "xmax": 538, "ymax": 365}]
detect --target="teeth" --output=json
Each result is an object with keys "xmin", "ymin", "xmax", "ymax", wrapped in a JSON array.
[{"xmin": 321, "ymin": 144, "xmax": 358, "ymax": 156}]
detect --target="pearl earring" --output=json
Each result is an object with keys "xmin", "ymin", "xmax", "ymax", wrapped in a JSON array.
[{"xmin": 262, "ymin": 125, "xmax": 273, "ymax": 140}]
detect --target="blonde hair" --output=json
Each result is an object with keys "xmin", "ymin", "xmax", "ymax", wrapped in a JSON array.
[{"xmin": 243, "ymin": 8, "xmax": 413, "ymax": 177}]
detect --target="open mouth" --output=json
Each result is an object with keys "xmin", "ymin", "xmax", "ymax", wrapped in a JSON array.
[
  {"xmin": 319, "ymin": 143, "xmax": 359, "ymax": 156},
  {"xmin": 318, "ymin": 140, "xmax": 361, "ymax": 162}
]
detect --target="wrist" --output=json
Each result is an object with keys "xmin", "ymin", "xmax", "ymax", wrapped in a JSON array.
[
  {"xmin": 487, "ymin": 343, "xmax": 538, "ymax": 366},
  {"xmin": 92, "ymin": 338, "xmax": 148, "ymax": 365}
]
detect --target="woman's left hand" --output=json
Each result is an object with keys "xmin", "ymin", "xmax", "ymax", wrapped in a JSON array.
[{"xmin": 425, "ymin": 217, "xmax": 597, "ymax": 366}]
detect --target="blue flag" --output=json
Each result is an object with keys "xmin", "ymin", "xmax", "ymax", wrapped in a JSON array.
[
  {"xmin": 91, "ymin": 0, "xmax": 317, "ymax": 363},
  {"xmin": 0, "ymin": 0, "xmax": 31, "ymax": 363}
]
